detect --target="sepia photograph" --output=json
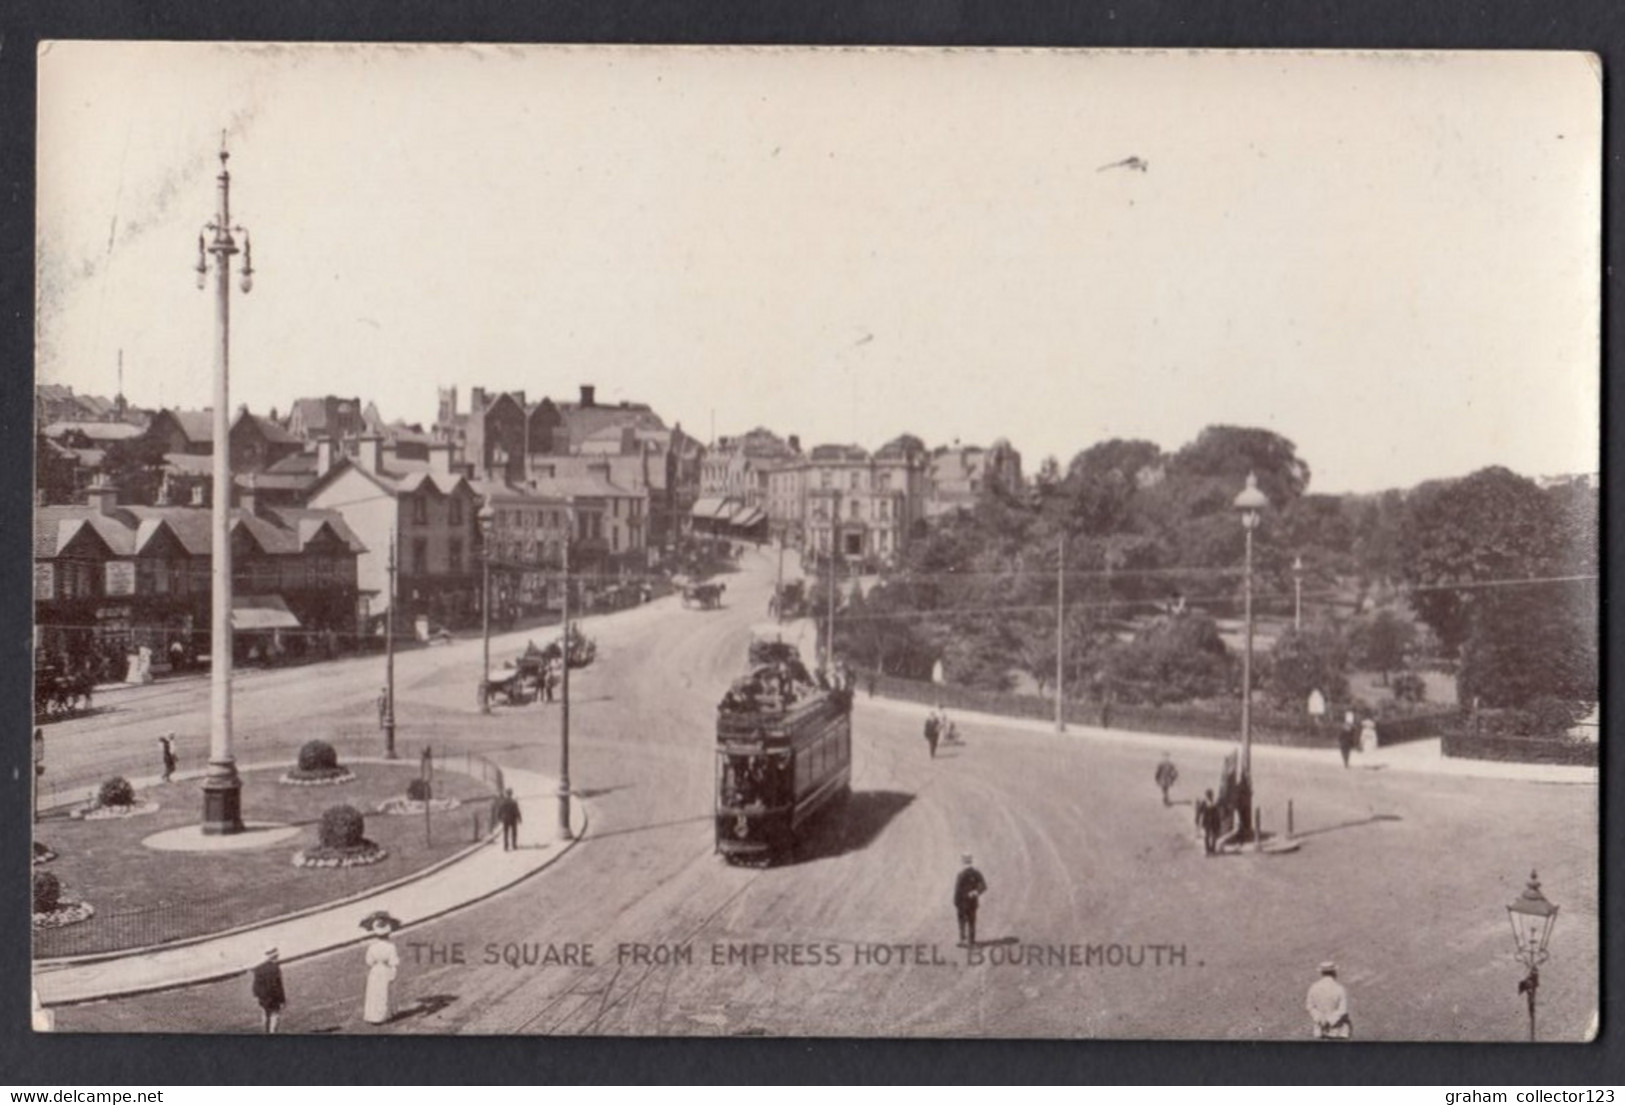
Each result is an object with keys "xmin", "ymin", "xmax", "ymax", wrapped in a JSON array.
[{"xmin": 29, "ymin": 42, "xmax": 1600, "ymax": 1043}]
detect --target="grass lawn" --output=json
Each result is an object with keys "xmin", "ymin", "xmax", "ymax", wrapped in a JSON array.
[{"xmin": 33, "ymin": 763, "xmax": 495, "ymax": 959}]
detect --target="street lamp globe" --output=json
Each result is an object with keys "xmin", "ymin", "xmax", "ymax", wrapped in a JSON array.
[
  {"xmin": 1232, "ymin": 471, "xmax": 1269, "ymax": 528},
  {"xmin": 478, "ymin": 501, "xmax": 496, "ymax": 543},
  {"xmin": 1507, "ymin": 870, "xmax": 1559, "ymax": 968}
]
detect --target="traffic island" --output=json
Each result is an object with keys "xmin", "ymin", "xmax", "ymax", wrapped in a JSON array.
[{"xmin": 32, "ymin": 761, "xmax": 496, "ymax": 960}]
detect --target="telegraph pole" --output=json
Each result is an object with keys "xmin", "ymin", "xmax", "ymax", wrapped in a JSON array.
[
  {"xmin": 1054, "ymin": 532, "xmax": 1066, "ymax": 733},
  {"xmin": 194, "ymin": 136, "xmax": 253, "ymax": 835},
  {"xmin": 384, "ymin": 534, "xmax": 398, "ymax": 759},
  {"xmin": 557, "ymin": 499, "xmax": 574, "ymax": 840}
]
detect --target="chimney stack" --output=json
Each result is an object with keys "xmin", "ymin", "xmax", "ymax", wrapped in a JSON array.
[
  {"xmin": 428, "ymin": 442, "xmax": 454, "ymax": 475},
  {"xmin": 239, "ymin": 473, "xmax": 258, "ymax": 516},
  {"xmin": 357, "ymin": 435, "xmax": 383, "ymax": 474},
  {"xmin": 87, "ymin": 475, "xmax": 119, "ymax": 517},
  {"xmin": 470, "ymin": 387, "xmax": 488, "ymax": 413},
  {"xmin": 579, "ymin": 384, "xmax": 596, "ymax": 408},
  {"xmin": 191, "ymin": 484, "xmax": 206, "ymax": 507},
  {"xmin": 316, "ymin": 438, "xmax": 334, "ymax": 477}
]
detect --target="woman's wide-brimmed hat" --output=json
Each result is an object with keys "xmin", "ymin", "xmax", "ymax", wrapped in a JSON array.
[{"xmin": 359, "ymin": 910, "xmax": 403, "ymax": 933}]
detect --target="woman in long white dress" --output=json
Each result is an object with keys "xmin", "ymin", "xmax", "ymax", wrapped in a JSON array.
[{"xmin": 360, "ymin": 911, "xmax": 402, "ymax": 1024}]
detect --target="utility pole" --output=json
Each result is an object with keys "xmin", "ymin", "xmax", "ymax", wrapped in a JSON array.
[
  {"xmin": 776, "ymin": 540, "xmax": 785, "ymax": 625},
  {"xmin": 558, "ymin": 498, "xmax": 574, "ymax": 840},
  {"xmin": 384, "ymin": 534, "xmax": 397, "ymax": 759},
  {"xmin": 1055, "ymin": 531, "xmax": 1066, "ymax": 734},
  {"xmin": 194, "ymin": 136, "xmax": 253, "ymax": 835}
]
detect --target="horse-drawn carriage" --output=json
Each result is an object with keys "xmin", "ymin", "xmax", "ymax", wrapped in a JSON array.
[
  {"xmin": 520, "ymin": 625, "xmax": 597, "ymax": 671},
  {"xmin": 682, "ymin": 581, "xmax": 727, "ymax": 609},
  {"xmin": 483, "ymin": 668, "xmax": 537, "ymax": 707},
  {"xmin": 767, "ymin": 579, "xmax": 807, "ymax": 619},
  {"xmin": 34, "ymin": 666, "xmax": 95, "ymax": 721}
]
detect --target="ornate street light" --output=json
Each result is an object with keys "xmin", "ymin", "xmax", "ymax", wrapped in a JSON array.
[
  {"xmin": 1232, "ymin": 472, "xmax": 1269, "ymax": 839},
  {"xmin": 1507, "ymin": 870, "xmax": 1559, "ymax": 1041},
  {"xmin": 193, "ymin": 136, "xmax": 253, "ymax": 834},
  {"xmin": 479, "ymin": 502, "xmax": 496, "ymax": 714}
]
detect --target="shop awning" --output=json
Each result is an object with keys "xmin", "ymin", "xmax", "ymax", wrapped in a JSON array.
[
  {"xmin": 231, "ymin": 594, "xmax": 301, "ymax": 631},
  {"xmin": 731, "ymin": 507, "xmax": 766, "ymax": 529},
  {"xmin": 690, "ymin": 496, "xmax": 726, "ymax": 519}
]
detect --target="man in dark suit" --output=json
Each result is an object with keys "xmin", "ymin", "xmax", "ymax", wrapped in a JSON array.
[
  {"xmin": 953, "ymin": 854, "xmax": 988, "ymax": 947},
  {"xmin": 924, "ymin": 713, "xmax": 940, "ymax": 759},
  {"xmin": 497, "ymin": 788, "xmax": 522, "ymax": 851},
  {"xmin": 250, "ymin": 947, "xmax": 286, "ymax": 1034}
]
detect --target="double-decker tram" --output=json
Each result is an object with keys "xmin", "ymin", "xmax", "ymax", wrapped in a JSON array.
[{"xmin": 714, "ymin": 642, "xmax": 852, "ymax": 864}]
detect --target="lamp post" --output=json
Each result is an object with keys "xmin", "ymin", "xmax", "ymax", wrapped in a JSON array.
[
  {"xmin": 383, "ymin": 534, "xmax": 398, "ymax": 759},
  {"xmin": 825, "ymin": 490, "xmax": 840, "ymax": 673},
  {"xmin": 479, "ymin": 503, "xmax": 495, "ymax": 714},
  {"xmin": 1054, "ymin": 531, "xmax": 1066, "ymax": 734},
  {"xmin": 33, "ymin": 728, "xmax": 43, "ymax": 825},
  {"xmin": 193, "ymin": 136, "xmax": 253, "ymax": 835},
  {"xmin": 1507, "ymin": 870, "xmax": 1559, "ymax": 1041},
  {"xmin": 1232, "ymin": 472, "xmax": 1269, "ymax": 838},
  {"xmin": 1292, "ymin": 554, "xmax": 1304, "ymax": 631},
  {"xmin": 557, "ymin": 497, "xmax": 575, "ymax": 840}
]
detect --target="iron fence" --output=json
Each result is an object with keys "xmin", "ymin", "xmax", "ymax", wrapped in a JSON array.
[{"xmin": 863, "ymin": 669, "xmax": 1455, "ymax": 749}]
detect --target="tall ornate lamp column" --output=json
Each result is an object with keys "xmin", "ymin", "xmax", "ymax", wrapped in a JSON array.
[
  {"xmin": 1231, "ymin": 471, "xmax": 1269, "ymax": 841},
  {"xmin": 193, "ymin": 138, "xmax": 254, "ymax": 834}
]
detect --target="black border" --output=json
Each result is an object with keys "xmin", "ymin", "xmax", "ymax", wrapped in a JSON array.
[{"xmin": 1, "ymin": 0, "xmax": 1617, "ymax": 1086}]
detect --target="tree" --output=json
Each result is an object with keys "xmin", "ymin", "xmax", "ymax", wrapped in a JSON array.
[
  {"xmin": 1347, "ymin": 610, "xmax": 1415, "ymax": 685},
  {"xmin": 1263, "ymin": 625, "xmax": 1350, "ymax": 709},
  {"xmin": 1105, "ymin": 612, "xmax": 1235, "ymax": 705}
]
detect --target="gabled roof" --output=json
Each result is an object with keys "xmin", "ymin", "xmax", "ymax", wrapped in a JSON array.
[
  {"xmin": 42, "ymin": 421, "xmax": 143, "ymax": 442},
  {"xmin": 164, "ymin": 453, "xmax": 214, "ymax": 476},
  {"xmin": 266, "ymin": 450, "xmax": 318, "ymax": 475},
  {"xmin": 168, "ymin": 409, "xmax": 216, "ymax": 443},
  {"xmin": 35, "ymin": 501, "xmax": 365, "ymax": 561},
  {"xmin": 235, "ymin": 411, "xmax": 300, "ymax": 445}
]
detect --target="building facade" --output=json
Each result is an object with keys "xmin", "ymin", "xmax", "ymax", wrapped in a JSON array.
[{"xmin": 33, "ymin": 479, "xmax": 364, "ymax": 677}]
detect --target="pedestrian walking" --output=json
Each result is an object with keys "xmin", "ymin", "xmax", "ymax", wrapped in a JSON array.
[
  {"xmin": 1200, "ymin": 789, "xmax": 1222, "ymax": 855},
  {"xmin": 1359, "ymin": 717, "xmax": 1379, "ymax": 755},
  {"xmin": 159, "ymin": 733, "xmax": 178, "ymax": 782},
  {"xmin": 497, "ymin": 788, "xmax": 522, "ymax": 851},
  {"xmin": 1306, "ymin": 961, "xmax": 1352, "ymax": 1039},
  {"xmin": 1154, "ymin": 753, "xmax": 1179, "ymax": 806},
  {"xmin": 924, "ymin": 712, "xmax": 940, "ymax": 759},
  {"xmin": 360, "ymin": 911, "xmax": 402, "ymax": 1025},
  {"xmin": 250, "ymin": 946, "xmax": 286, "ymax": 1034},
  {"xmin": 953, "ymin": 854, "xmax": 988, "ymax": 946},
  {"xmin": 1338, "ymin": 710, "xmax": 1356, "ymax": 768}
]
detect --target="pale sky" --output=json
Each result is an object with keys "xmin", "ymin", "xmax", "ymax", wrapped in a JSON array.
[{"xmin": 36, "ymin": 44, "xmax": 1600, "ymax": 493}]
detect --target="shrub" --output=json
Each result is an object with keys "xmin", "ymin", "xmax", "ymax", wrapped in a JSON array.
[
  {"xmin": 406, "ymin": 778, "xmax": 432, "ymax": 802},
  {"xmin": 297, "ymin": 740, "xmax": 340, "ymax": 773},
  {"xmin": 33, "ymin": 870, "xmax": 61, "ymax": 914},
  {"xmin": 318, "ymin": 804, "xmax": 366, "ymax": 850},
  {"xmin": 98, "ymin": 776, "xmax": 135, "ymax": 808},
  {"xmin": 1391, "ymin": 671, "xmax": 1428, "ymax": 704}
]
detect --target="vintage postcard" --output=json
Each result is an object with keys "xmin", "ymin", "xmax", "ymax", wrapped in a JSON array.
[{"xmin": 30, "ymin": 43, "xmax": 1599, "ymax": 1041}]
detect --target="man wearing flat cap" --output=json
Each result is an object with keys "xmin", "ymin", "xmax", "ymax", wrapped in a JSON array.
[
  {"xmin": 953, "ymin": 854, "xmax": 988, "ymax": 948},
  {"xmin": 1306, "ymin": 960, "xmax": 1352, "ymax": 1039},
  {"xmin": 250, "ymin": 946, "xmax": 286, "ymax": 1034}
]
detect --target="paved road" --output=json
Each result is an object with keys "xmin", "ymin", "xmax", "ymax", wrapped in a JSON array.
[{"xmin": 49, "ymin": 549, "xmax": 1598, "ymax": 1040}]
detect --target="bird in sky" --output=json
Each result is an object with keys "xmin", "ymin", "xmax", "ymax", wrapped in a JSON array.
[{"xmin": 1098, "ymin": 156, "xmax": 1149, "ymax": 173}]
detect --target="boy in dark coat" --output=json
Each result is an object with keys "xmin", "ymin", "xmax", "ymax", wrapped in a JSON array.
[
  {"xmin": 251, "ymin": 947, "xmax": 286, "ymax": 1034},
  {"xmin": 953, "ymin": 854, "xmax": 988, "ymax": 946}
]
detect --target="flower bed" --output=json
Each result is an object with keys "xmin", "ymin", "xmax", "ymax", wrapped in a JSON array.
[
  {"xmin": 292, "ymin": 842, "xmax": 390, "ymax": 869},
  {"xmin": 74, "ymin": 800, "xmax": 161, "ymax": 821},
  {"xmin": 376, "ymin": 796, "xmax": 463, "ymax": 816},
  {"xmin": 278, "ymin": 767, "xmax": 356, "ymax": 787},
  {"xmin": 32, "ymin": 900, "xmax": 95, "ymax": 929}
]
